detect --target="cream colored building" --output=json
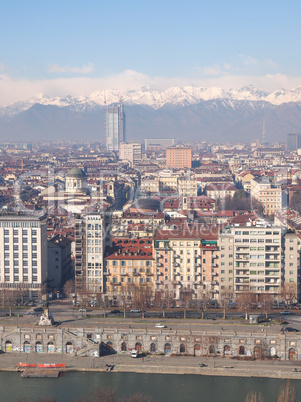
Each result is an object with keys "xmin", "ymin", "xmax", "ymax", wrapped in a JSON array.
[
  {"xmin": 0, "ymin": 214, "xmax": 48, "ymax": 300},
  {"xmin": 220, "ymin": 223, "xmax": 282, "ymax": 297},
  {"xmin": 250, "ymin": 177, "xmax": 283, "ymax": 215},
  {"xmin": 119, "ymin": 142, "xmax": 142, "ymax": 166}
]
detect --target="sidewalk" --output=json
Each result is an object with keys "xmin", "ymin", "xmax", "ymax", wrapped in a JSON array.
[{"xmin": 1, "ymin": 353, "xmax": 301, "ymax": 380}]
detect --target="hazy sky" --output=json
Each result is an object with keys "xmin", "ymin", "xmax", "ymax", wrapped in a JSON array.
[{"xmin": 0, "ymin": 0, "xmax": 301, "ymax": 105}]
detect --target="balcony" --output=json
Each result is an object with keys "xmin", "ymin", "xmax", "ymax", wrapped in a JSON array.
[{"xmin": 110, "ymin": 282, "xmax": 121, "ymax": 286}]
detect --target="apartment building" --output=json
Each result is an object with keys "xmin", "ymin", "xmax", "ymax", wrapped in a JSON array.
[
  {"xmin": 0, "ymin": 214, "xmax": 48, "ymax": 300},
  {"xmin": 219, "ymin": 223, "xmax": 282, "ymax": 297},
  {"xmin": 166, "ymin": 147, "xmax": 192, "ymax": 169},
  {"xmin": 119, "ymin": 142, "xmax": 142, "ymax": 166},
  {"xmin": 140, "ymin": 170, "xmax": 197, "ymax": 197},
  {"xmin": 74, "ymin": 213, "xmax": 112, "ymax": 295},
  {"xmin": 250, "ymin": 177, "xmax": 283, "ymax": 215},
  {"xmin": 283, "ymin": 232, "xmax": 301, "ymax": 300},
  {"xmin": 105, "ymin": 239, "xmax": 154, "ymax": 300},
  {"xmin": 154, "ymin": 226, "xmax": 219, "ymax": 300}
]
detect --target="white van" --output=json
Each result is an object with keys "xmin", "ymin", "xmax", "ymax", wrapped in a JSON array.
[{"xmin": 131, "ymin": 350, "xmax": 139, "ymax": 358}]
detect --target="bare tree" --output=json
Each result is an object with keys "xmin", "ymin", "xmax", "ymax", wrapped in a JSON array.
[
  {"xmin": 181, "ymin": 287, "xmax": 193, "ymax": 319},
  {"xmin": 154, "ymin": 290, "xmax": 173, "ymax": 319},
  {"xmin": 1, "ymin": 289, "xmax": 18, "ymax": 316},
  {"xmin": 119, "ymin": 286, "xmax": 130, "ymax": 318},
  {"xmin": 236, "ymin": 291, "xmax": 256, "ymax": 320},
  {"xmin": 131, "ymin": 286, "xmax": 152, "ymax": 318},
  {"xmin": 198, "ymin": 287, "xmax": 212, "ymax": 319},
  {"xmin": 259, "ymin": 294, "xmax": 274, "ymax": 319},
  {"xmin": 280, "ymin": 283, "xmax": 297, "ymax": 307},
  {"xmin": 220, "ymin": 287, "xmax": 234, "ymax": 320},
  {"xmin": 63, "ymin": 279, "xmax": 75, "ymax": 299},
  {"xmin": 277, "ymin": 380, "xmax": 296, "ymax": 402}
]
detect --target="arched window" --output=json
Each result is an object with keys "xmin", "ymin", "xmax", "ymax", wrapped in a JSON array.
[
  {"xmin": 180, "ymin": 344, "xmax": 186, "ymax": 354},
  {"xmin": 66, "ymin": 342, "xmax": 73, "ymax": 354},
  {"xmin": 209, "ymin": 345, "xmax": 215, "ymax": 355},
  {"xmin": 135, "ymin": 342, "xmax": 142, "ymax": 352},
  {"xmin": 47, "ymin": 342, "xmax": 55, "ymax": 353},
  {"xmin": 5, "ymin": 341, "xmax": 12, "ymax": 352},
  {"xmin": 253, "ymin": 346, "xmax": 262, "ymax": 359},
  {"xmin": 224, "ymin": 345, "xmax": 231, "ymax": 356},
  {"xmin": 23, "ymin": 341, "xmax": 30, "ymax": 353},
  {"xmin": 164, "ymin": 343, "xmax": 171, "ymax": 354},
  {"xmin": 194, "ymin": 344, "xmax": 201, "ymax": 356},
  {"xmin": 35, "ymin": 341, "xmax": 43, "ymax": 353},
  {"xmin": 121, "ymin": 342, "xmax": 127, "ymax": 351},
  {"xmin": 150, "ymin": 343, "xmax": 156, "ymax": 353},
  {"xmin": 289, "ymin": 348, "xmax": 296, "ymax": 360},
  {"xmin": 239, "ymin": 346, "xmax": 245, "ymax": 355}
]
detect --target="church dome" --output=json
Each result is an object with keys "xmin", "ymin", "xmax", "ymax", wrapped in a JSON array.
[{"xmin": 66, "ymin": 167, "xmax": 86, "ymax": 178}]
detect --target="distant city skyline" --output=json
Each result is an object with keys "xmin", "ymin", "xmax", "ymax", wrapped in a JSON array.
[{"xmin": 0, "ymin": 1, "xmax": 301, "ymax": 106}]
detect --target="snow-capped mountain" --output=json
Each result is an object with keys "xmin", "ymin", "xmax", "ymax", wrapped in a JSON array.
[
  {"xmin": 2, "ymin": 84, "xmax": 301, "ymax": 117},
  {"xmin": 1, "ymin": 84, "xmax": 301, "ymax": 144}
]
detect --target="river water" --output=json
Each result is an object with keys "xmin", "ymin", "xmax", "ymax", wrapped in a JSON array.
[{"xmin": 0, "ymin": 372, "xmax": 300, "ymax": 401}]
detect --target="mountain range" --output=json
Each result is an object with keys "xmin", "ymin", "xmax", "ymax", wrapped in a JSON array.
[{"xmin": 1, "ymin": 85, "xmax": 301, "ymax": 143}]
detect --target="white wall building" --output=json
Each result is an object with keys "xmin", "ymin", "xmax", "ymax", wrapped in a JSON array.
[{"xmin": 0, "ymin": 214, "xmax": 48, "ymax": 300}]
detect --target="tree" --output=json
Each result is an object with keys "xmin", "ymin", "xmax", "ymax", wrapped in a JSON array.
[
  {"xmin": 119, "ymin": 287, "xmax": 130, "ymax": 318},
  {"xmin": 131, "ymin": 286, "xmax": 152, "ymax": 318},
  {"xmin": 259, "ymin": 294, "xmax": 274, "ymax": 319},
  {"xmin": 1, "ymin": 289, "xmax": 18, "ymax": 316},
  {"xmin": 220, "ymin": 287, "xmax": 234, "ymax": 320},
  {"xmin": 197, "ymin": 287, "xmax": 212, "ymax": 319},
  {"xmin": 181, "ymin": 287, "xmax": 193, "ymax": 319},
  {"xmin": 154, "ymin": 290, "xmax": 174, "ymax": 319},
  {"xmin": 280, "ymin": 283, "xmax": 297, "ymax": 306},
  {"xmin": 63, "ymin": 279, "xmax": 75, "ymax": 299},
  {"xmin": 236, "ymin": 291, "xmax": 256, "ymax": 320}
]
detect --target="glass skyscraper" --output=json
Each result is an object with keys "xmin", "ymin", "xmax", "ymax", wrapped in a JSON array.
[{"xmin": 106, "ymin": 104, "xmax": 125, "ymax": 151}]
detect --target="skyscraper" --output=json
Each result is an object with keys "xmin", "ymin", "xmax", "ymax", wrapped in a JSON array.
[{"xmin": 106, "ymin": 104, "xmax": 125, "ymax": 152}]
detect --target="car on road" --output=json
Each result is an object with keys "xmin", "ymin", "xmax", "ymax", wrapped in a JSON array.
[
  {"xmin": 34, "ymin": 307, "xmax": 44, "ymax": 312},
  {"xmin": 282, "ymin": 327, "xmax": 300, "ymax": 332},
  {"xmin": 155, "ymin": 323, "xmax": 166, "ymax": 328},
  {"xmin": 280, "ymin": 311, "xmax": 291, "ymax": 315},
  {"xmin": 79, "ymin": 308, "xmax": 87, "ymax": 312},
  {"xmin": 110, "ymin": 310, "xmax": 121, "ymax": 314},
  {"xmin": 130, "ymin": 309, "xmax": 141, "ymax": 313}
]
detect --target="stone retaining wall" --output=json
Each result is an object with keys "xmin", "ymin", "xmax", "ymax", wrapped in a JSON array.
[{"xmin": 0, "ymin": 326, "xmax": 299, "ymax": 361}]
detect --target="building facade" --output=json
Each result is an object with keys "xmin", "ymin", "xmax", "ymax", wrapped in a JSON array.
[
  {"xmin": 119, "ymin": 142, "xmax": 142, "ymax": 166},
  {"xmin": 75, "ymin": 213, "xmax": 112, "ymax": 295},
  {"xmin": 0, "ymin": 214, "xmax": 48, "ymax": 300},
  {"xmin": 106, "ymin": 105, "xmax": 126, "ymax": 152},
  {"xmin": 166, "ymin": 147, "xmax": 192, "ymax": 169}
]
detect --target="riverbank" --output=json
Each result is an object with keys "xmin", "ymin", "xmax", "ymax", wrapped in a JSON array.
[{"xmin": 1, "ymin": 353, "xmax": 301, "ymax": 380}]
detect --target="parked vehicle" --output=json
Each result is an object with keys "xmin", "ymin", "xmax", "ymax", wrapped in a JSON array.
[
  {"xmin": 280, "ymin": 311, "xmax": 291, "ymax": 315},
  {"xmin": 131, "ymin": 350, "xmax": 139, "ymax": 358},
  {"xmin": 110, "ymin": 310, "xmax": 121, "ymax": 314},
  {"xmin": 130, "ymin": 309, "xmax": 141, "ymax": 313}
]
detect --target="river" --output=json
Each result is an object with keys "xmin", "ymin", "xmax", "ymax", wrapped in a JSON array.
[{"xmin": 0, "ymin": 372, "xmax": 300, "ymax": 401}]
